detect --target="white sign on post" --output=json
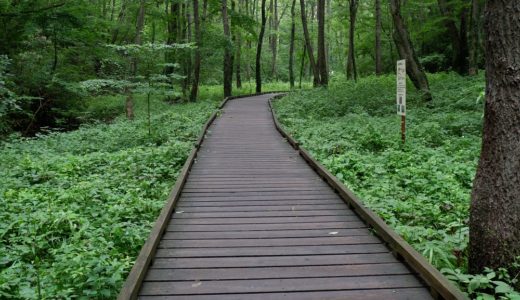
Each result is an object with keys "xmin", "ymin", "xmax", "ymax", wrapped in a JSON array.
[{"xmin": 396, "ymin": 60, "xmax": 406, "ymax": 116}]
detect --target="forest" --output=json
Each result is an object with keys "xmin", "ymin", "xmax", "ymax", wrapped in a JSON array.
[{"xmin": 1, "ymin": 0, "xmax": 519, "ymax": 299}]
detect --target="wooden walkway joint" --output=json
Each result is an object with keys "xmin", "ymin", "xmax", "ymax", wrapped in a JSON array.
[{"xmin": 119, "ymin": 94, "xmax": 466, "ymax": 300}]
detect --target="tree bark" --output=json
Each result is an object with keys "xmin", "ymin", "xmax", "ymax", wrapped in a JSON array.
[
  {"xmin": 437, "ymin": 0, "xmax": 470, "ymax": 75},
  {"xmin": 269, "ymin": 0, "xmax": 279, "ymax": 78},
  {"xmin": 183, "ymin": 4, "xmax": 193, "ymax": 96},
  {"xmin": 127, "ymin": 0, "xmax": 145, "ymax": 120},
  {"xmin": 468, "ymin": 0, "xmax": 480, "ymax": 75},
  {"xmin": 469, "ymin": 0, "xmax": 520, "ymax": 275},
  {"xmin": 299, "ymin": 44, "xmax": 307, "ymax": 88},
  {"xmin": 300, "ymin": 0, "xmax": 320, "ymax": 87},
  {"xmin": 346, "ymin": 0, "xmax": 358, "ymax": 81},
  {"xmin": 235, "ymin": 0, "xmax": 242, "ymax": 89},
  {"xmin": 222, "ymin": 0, "xmax": 233, "ymax": 97},
  {"xmin": 256, "ymin": 0, "xmax": 267, "ymax": 93},
  {"xmin": 389, "ymin": 0, "xmax": 432, "ymax": 101},
  {"xmin": 375, "ymin": 0, "xmax": 382, "ymax": 75},
  {"xmin": 190, "ymin": 0, "xmax": 202, "ymax": 101},
  {"xmin": 165, "ymin": 1, "xmax": 179, "ymax": 76},
  {"xmin": 289, "ymin": 0, "xmax": 296, "ymax": 89},
  {"xmin": 111, "ymin": 0, "xmax": 127, "ymax": 43},
  {"xmin": 317, "ymin": 0, "xmax": 328, "ymax": 86}
]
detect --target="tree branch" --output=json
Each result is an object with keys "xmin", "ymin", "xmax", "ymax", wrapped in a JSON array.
[{"xmin": 0, "ymin": 2, "xmax": 67, "ymax": 17}]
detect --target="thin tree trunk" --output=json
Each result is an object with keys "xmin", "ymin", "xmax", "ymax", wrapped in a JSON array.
[
  {"xmin": 165, "ymin": 1, "xmax": 179, "ymax": 75},
  {"xmin": 437, "ymin": 0, "xmax": 469, "ymax": 75},
  {"xmin": 317, "ymin": 0, "xmax": 328, "ymax": 86},
  {"xmin": 111, "ymin": 0, "xmax": 127, "ymax": 43},
  {"xmin": 346, "ymin": 0, "xmax": 358, "ymax": 81},
  {"xmin": 236, "ymin": 0, "xmax": 243, "ymax": 88},
  {"xmin": 468, "ymin": 0, "xmax": 479, "ymax": 75},
  {"xmin": 256, "ymin": 0, "xmax": 267, "ymax": 93},
  {"xmin": 127, "ymin": 0, "xmax": 145, "ymax": 120},
  {"xmin": 299, "ymin": 44, "xmax": 307, "ymax": 88},
  {"xmin": 300, "ymin": 0, "xmax": 320, "ymax": 87},
  {"xmin": 375, "ymin": 0, "xmax": 382, "ymax": 75},
  {"xmin": 183, "ymin": 4, "xmax": 193, "ymax": 96},
  {"xmin": 269, "ymin": 0, "xmax": 278, "ymax": 78},
  {"xmin": 389, "ymin": 0, "xmax": 432, "ymax": 101},
  {"xmin": 222, "ymin": 0, "xmax": 233, "ymax": 97},
  {"xmin": 289, "ymin": 0, "xmax": 296, "ymax": 89},
  {"xmin": 469, "ymin": 0, "xmax": 520, "ymax": 275},
  {"xmin": 190, "ymin": 0, "xmax": 202, "ymax": 101},
  {"xmin": 110, "ymin": 0, "xmax": 116, "ymax": 21},
  {"xmin": 52, "ymin": 25, "xmax": 58, "ymax": 73}
]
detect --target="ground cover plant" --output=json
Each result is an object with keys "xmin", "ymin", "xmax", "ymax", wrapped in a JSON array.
[
  {"xmin": 0, "ymin": 82, "xmax": 292, "ymax": 299},
  {"xmin": 273, "ymin": 73, "xmax": 520, "ymax": 299}
]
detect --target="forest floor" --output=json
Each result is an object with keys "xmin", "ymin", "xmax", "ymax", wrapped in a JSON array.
[
  {"xmin": 274, "ymin": 73, "xmax": 520, "ymax": 299},
  {"xmin": 0, "ymin": 82, "xmax": 293, "ymax": 299}
]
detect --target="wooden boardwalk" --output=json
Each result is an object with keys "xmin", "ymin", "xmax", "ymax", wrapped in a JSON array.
[{"xmin": 121, "ymin": 94, "xmax": 465, "ymax": 300}]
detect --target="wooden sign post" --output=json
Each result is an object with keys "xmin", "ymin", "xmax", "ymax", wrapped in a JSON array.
[{"xmin": 396, "ymin": 60, "xmax": 406, "ymax": 143}]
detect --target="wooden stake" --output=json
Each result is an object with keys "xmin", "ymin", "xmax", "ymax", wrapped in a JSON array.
[{"xmin": 401, "ymin": 115, "xmax": 406, "ymax": 143}]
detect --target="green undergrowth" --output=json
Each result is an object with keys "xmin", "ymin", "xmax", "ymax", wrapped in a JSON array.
[
  {"xmin": 274, "ymin": 73, "xmax": 519, "ymax": 299},
  {"xmin": 0, "ymin": 81, "xmax": 308, "ymax": 299},
  {"xmin": 0, "ymin": 94, "xmax": 218, "ymax": 298}
]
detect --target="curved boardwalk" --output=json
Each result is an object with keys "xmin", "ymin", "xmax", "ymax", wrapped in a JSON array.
[{"xmin": 137, "ymin": 94, "xmax": 433, "ymax": 299}]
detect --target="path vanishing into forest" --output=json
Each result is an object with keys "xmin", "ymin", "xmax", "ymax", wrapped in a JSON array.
[{"xmin": 119, "ymin": 94, "xmax": 465, "ymax": 300}]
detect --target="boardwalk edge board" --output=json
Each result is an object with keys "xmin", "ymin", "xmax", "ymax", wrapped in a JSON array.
[
  {"xmin": 268, "ymin": 95, "xmax": 467, "ymax": 300},
  {"xmin": 118, "ymin": 92, "xmax": 287, "ymax": 300}
]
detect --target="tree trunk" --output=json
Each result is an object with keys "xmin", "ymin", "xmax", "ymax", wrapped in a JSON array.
[
  {"xmin": 389, "ymin": 0, "xmax": 432, "ymax": 102},
  {"xmin": 269, "ymin": 0, "xmax": 279, "ymax": 78},
  {"xmin": 437, "ymin": 0, "xmax": 469, "ymax": 75},
  {"xmin": 289, "ymin": 0, "xmax": 296, "ymax": 89},
  {"xmin": 111, "ymin": 0, "xmax": 127, "ymax": 43},
  {"xmin": 127, "ymin": 0, "xmax": 145, "ymax": 120},
  {"xmin": 346, "ymin": 0, "xmax": 358, "ymax": 81},
  {"xmin": 222, "ymin": 0, "xmax": 233, "ymax": 97},
  {"xmin": 165, "ymin": 1, "xmax": 179, "ymax": 75},
  {"xmin": 245, "ymin": 0, "xmax": 252, "ymax": 81},
  {"xmin": 256, "ymin": 0, "xmax": 267, "ymax": 93},
  {"xmin": 125, "ymin": 89, "xmax": 134, "ymax": 120},
  {"xmin": 300, "ymin": 0, "xmax": 320, "ymax": 87},
  {"xmin": 375, "ymin": 0, "xmax": 382, "ymax": 75},
  {"xmin": 235, "ymin": 0, "xmax": 242, "ymax": 89},
  {"xmin": 317, "ymin": 0, "xmax": 328, "ymax": 86},
  {"xmin": 468, "ymin": 0, "xmax": 480, "ymax": 75},
  {"xmin": 183, "ymin": 4, "xmax": 192, "ymax": 97},
  {"xmin": 469, "ymin": 0, "xmax": 520, "ymax": 275},
  {"xmin": 299, "ymin": 44, "xmax": 307, "ymax": 88},
  {"xmin": 190, "ymin": 0, "xmax": 202, "ymax": 101}
]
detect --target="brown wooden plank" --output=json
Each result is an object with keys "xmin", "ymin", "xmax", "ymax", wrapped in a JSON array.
[
  {"xmin": 158, "ymin": 236, "xmax": 382, "ymax": 248},
  {"xmin": 139, "ymin": 275, "xmax": 424, "ymax": 295},
  {"xmin": 154, "ymin": 244, "xmax": 389, "ymax": 258},
  {"xmin": 169, "ymin": 215, "xmax": 361, "ymax": 225},
  {"xmin": 177, "ymin": 199, "xmax": 343, "ymax": 207},
  {"xmin": 171, "ymin": 210, "xmax": 353, "ymax": 219},
  {"xmin": 167, "ymin": 221, "xmax": 365, "ymax": 231},
  {"xmin": 143, "ymin": 263, "xmax": 412, "ymax": 281},
  {"xmin": 138, "ymin": 288, "xmax": 432, "ymax": 300},
  {"xmin": 182, "ymin": 187, "xmax": 333, "ymax": 193},
  {"xmin": 150, "ymin": 253, "xmax": 399, "ymax": 269},
  {"xmin": 162, "ymin": 228, "xmax": 370, "ymax": 240},
  {"xmin": 178, "ymin": 195, "xmax": 340, "ymax": 202}
]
